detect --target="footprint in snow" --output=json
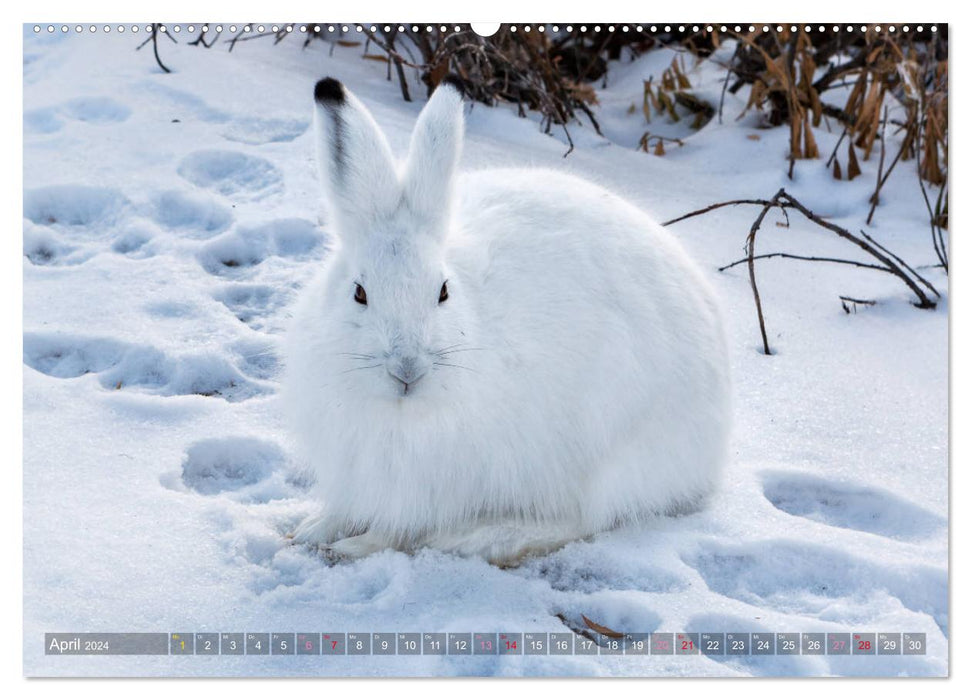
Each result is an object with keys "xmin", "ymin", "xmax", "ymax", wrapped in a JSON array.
[
  {"xmin": 23, "ymin": 222, "xmax": 92, "ymax": 266},
  {"xmin": 24, "ymin": 107, "xmax": 63, "ymax": 134},
  {"xmin": 23, "ymin": 331, "xmax": 271, "ymax": 402},
  {"xmin": 24, "ymin": 184, "xmax": 128, "ymax": 228},
  {"xmin": 110, "ymin": 226, "xmax": 156, "ymax": 258},
  {"xmin": 23, "ymin": 185, "xmax": 129, "ymax": 266},
  {"xmin": 142, "ymin": 81, "xmax": 308, "ymax": 145},
  {"xmin": 177, "ymin": 150, "xmax": 283, "ymax": 199},
  {"xmin": 148, "ymin": 189, "xmax": 234, "ymax": 239},
  {"xmin": 24, "ymin": 95, "xmax": 131, "ymax": 134},
  {"xmin": 197, "ymin": 218, "xmax": 323, "ymax": 277},
  {"xmin": 213, "ymin": 284, "xmax": 291, "ymax": 333},
  {"xmin": 761, "ymin": 471, "xmax": 945, "ymax": 542},
  {"xmin": 167, "ymin": 437, "xmax": 310, "ymax": 512},
  {"xmin": 141, "ymin": 82, "xmax": 230, "ymax": 124},
  {"xmin": 22, "ymin": 333, "xmax": 126, "ymax": 378},
  {"xmin": 179, "ymin": 437, "xmax": 287, "ymax": 496},
  {"xmin": 221, "ymin": 116, "xmax": 309, "ymax": 146},
  {"xmin": 682, "ymin": 538, "xmax": 947, "ymax": 634},
  {"xmin": 60, "ymin": 96, "xmax": 132, "ymax": 124}
]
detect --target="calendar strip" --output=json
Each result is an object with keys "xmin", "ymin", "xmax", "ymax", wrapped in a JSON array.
[{"xmin": 45, "ymin": 632, "xmax": 926, "ymax": 656}]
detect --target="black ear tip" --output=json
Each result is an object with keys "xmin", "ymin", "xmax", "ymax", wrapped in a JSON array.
[
  {"xmin": 439, "ymin": 74, "xmax": 466, "ymax": 98},
  {"xmin": 314, "ymin": 77, "xmax": 345, "ymax": 105}
]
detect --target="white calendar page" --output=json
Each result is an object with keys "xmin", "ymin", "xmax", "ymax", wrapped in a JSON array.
[{"xmin": 21, "ymin": 17, "xmax": 948, "ymax": 679}]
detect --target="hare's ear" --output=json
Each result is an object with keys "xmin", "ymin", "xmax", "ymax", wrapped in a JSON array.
[
  {"xmin": 313, "ymin": 78, "xmax": 400, "ymax": 237},
  {"xmin": 402, "ymin": 78, "xmax": 465, "ymax": 236}
]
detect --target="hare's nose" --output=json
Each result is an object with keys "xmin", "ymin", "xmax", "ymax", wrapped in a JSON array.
[{"xmin": 388, "ymin": 356, "xmax": 427, "ymax": 387}]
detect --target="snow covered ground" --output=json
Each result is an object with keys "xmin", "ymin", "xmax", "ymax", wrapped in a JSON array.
[{"xmin": 22, "ymin": 27, "xmax": 948, "ymax": 677}]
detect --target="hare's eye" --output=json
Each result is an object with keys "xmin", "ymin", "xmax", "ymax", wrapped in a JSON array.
[
  {"xmin": 438, "ymin": 281, "xmax": 449, "ymax": 304},
  {"xmin": 354, "ymin": 284, "xmax": 368, "ymax": 306}
]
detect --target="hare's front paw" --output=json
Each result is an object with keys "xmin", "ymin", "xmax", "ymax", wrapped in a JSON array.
[
  {"xmin": 324, "ymin": 531, "xmax": 396, "ymax": 560},
  {"xmin": 288, "ymin": 513, "xmax": 360, "ymax": 546}
]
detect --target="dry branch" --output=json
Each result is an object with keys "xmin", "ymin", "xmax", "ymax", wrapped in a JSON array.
[
  {"xmin": 136, "ymin": 23, "xmax": 174, "ymax": 73},
  {"xmin": 718, "ymin": 253, "xmax": 891, "ymax": 274},
  {"xmin": 666, "ymin": 188, "xmax": 938, "ymax": 354}
]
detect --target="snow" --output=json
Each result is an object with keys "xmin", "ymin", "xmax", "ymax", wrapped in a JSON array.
[{"xmin": 22, "ymin": 28, "xmax": 948, "ymax": 677}]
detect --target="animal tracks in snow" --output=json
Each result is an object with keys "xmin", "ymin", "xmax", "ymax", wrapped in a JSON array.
[
  {"xmin": 164, "ymin": 436, "xmax": 313, "ymax": 592},
  {"xmin": 110, "ymin": 227, "xmax": 155, "ymax": 257},
  {"xmin": 221, "ymin": 117, "xmax": 309, "ymax": 146},
  {"xmin": 198, "ymin": 218, "xmax": 323, "ymax": 277},
  {"xmin": 761, "ymin": 471, "xmax": 945, "ymax": 542},
  {"xmin": 24, "ymin": 95, "xmax": 131, "ymax": 134},
  {"xmin": 681, "ymin": 538, "xmax": 947, "ymax": 633},
  {"xmin": 24, "ymin": 107, "xmax": 63, "ymax": 134},
  {"xmin": 24, "ymin": 184, "xmax": 128, "ymax": 228},
  {"xmin": 23, "ymin": 331, "xmax": 272, "ymax": 402},
  {"xmin": 145, "ymin": 82, "xmax": 309, "ymax": 145},
  {"xmin": 23, "ymin": 221, "xmax": 92, "ymax": 266},
  {"xmin": 23, "ymin": 184, "xmax": 161, "ymax": 268},
  {"xmin": 177, "ymin": 150, "xmax": 283, "ymax": 199},
  {"xmin": 178, "ymin": 437, "xmax": 293, "ymax": 498},
  {"xmin": 214, "ymin": 284, "xmax": 292, "ymax": 333},
  {"xmin": 60, "ymin": 96, "xmax": 132, "ymax": 124},
  {"xmin": 23, "ymin": 333, "xmax": 127, "ymax": 378},
  {"xmin": 149, "ymin": 189, "xmax": 234, "ymax": 239}
]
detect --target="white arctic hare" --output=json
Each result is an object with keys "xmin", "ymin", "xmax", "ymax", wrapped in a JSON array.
[{"xmin": 285, "ymin": 76, "xmax": 731, "ymax": 565}]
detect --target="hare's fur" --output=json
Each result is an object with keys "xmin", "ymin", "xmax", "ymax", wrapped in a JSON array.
[{"xmin": 285, "ymin": 78, "xmax": 731, "ymax": 565}]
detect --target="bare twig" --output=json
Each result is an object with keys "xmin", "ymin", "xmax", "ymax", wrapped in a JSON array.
[
  {"xmin": 745, "ymin": 189, "xmax": 785, "ymax": 355},
  {"xmin": 576, "ymin": 100, "xmax": 603, "ymax": 136},
  {"xmin": 667, "ymin": 187, "xmax": 938, "ymax": 354},
  {"xmin": 858, "ymin": 229, "xmax": 940, "ymax": 298},
  {"xmin": 865, "ymin": 116, "xmax": 911, "ymax": 225},
  {"xmin": 840, "ymin": 296, "xmax": 876, "ymax": 313},
  {"xmin": 188, "ymin": 25, "xmax": 218, "ymax": 48},
  {"xmin": 718, "ymin": 41, "xmax": 741, "ymax": 124},
  {"xmin": 932, "ymin": 177, "xmax": 948, "ymax": 268},
  {"xmin": 915, "ymin": 102, "xmax": 949, "ymax": 272},
  {"xmin": 826, "ymin": 127, "xmax": 848, "ymax": 168},
  {"xmin": 777, "ymin": 192, "xmax": 936, "ymax": 308},
  {"xmin": 365, "ymin": 30, "xmax": 424, "ymax": 70},
  {"xmin": 136, "ymin": 24, "xmax": 172, "ymax": 73},
  {"xmin": 719, "ymin": 252, "xmax": 891, "ymax": 273},
  {"xmin": 560, "ymin": 122, "xmax": 575, "ymax": 157},
  {"xmin": 662, "ymin": 199, "xmax": 791, "ymax": 227},
  {"xmin": 393, "ymin": 56, "xmax": 412, "ymax": 102},
  {"xmin": 227, "ymin": 26, "xmax": 249, "ymax": 52},
  {"xmin": 866, "ymin": 107, "xmax": 890, "ymax": 224},
  {"xmin": 226, "ymin": 30, "xmax": 280, "ymax": 45}
]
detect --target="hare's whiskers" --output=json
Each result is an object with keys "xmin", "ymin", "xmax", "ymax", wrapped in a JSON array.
[
  {"xmin": 339, "ymin": 364, "xmax": 382, "ymax": 374},
  {"xmin": 436, "ymin": 347, "xmax": 482, "ymax": 358},
  {"xmin": 432, "ymin": 343, "xmax": 468, "ymax": 354},
  {"xmin": 433, "ymin": 361, "xmax": 478, "ymax": 374}
]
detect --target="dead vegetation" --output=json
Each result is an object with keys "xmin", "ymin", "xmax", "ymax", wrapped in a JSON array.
[
  {"xmin": 717, "ymin": 25, "xmax": 948, "ymax": 269},
  {"xmin": 161, "ymin": 24, "xmax": 946, "ymax": 188},
  {"xmin": 635, "ymin": 56, "xmax": 715, "ymax": 152},
  {"xmin": 177, "ymin": 25, "xmax": 946, "ymax": 214},
  {"xmin": 141, "ymin": 23, "xmax": 947, "ymax": 344}
]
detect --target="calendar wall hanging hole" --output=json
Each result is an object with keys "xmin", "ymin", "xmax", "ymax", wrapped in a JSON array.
[{"xmin": 471, "ymin": 22, "xmax": 501, "ymax": 37}]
